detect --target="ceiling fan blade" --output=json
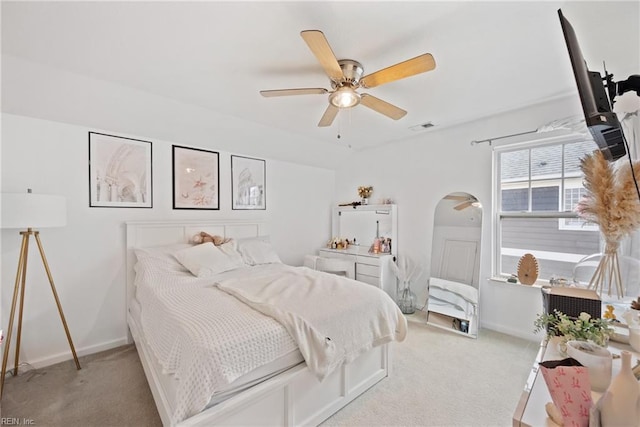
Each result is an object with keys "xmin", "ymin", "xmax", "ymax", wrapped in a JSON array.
[
  {"xmin": 360, "ymin": 53, "xmax": 436, "ymax": 89},
  {"xmin": 360, "ymin": 94, "xmax": 407, "ymax": 120},
  {"xmin": 454, "ymin": 201, "xmax": 474, "ymax": 211},
  {"xmin": 444, "ymin": 195, "xmax": 469, "ymax": 201},
  {"xmin": 260, "ymin": 88, "xmax": 328, "ymax": 97},
  {"xmin": 318, "ymin": 104, "xmax": 339, "ymax": 127},
  {"xmin": 300, "ymin": 30, "xmax": 344, "ymax": 81}
]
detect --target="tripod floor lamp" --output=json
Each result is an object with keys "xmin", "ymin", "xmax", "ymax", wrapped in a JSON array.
[{"xmin": 0, "ymin": 190, "xmax": 80, "ymax": 398}]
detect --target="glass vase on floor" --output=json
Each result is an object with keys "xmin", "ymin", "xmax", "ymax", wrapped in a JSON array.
[{"xmin": 397, "ymin": 281, "xmax": 416, "ymax": 314}]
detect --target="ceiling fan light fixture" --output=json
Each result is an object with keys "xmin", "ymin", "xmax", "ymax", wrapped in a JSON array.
[{"xmin": 329, "ymin": 86, "xmax": 361, "ymax": 108}]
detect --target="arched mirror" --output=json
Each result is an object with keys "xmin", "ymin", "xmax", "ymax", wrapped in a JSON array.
[{"xmin": 427, "ymin": 192, "xmax": 482, "ymax": 338}]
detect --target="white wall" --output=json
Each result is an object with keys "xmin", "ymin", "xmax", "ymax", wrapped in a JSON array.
[
  {"xmin": 335, "ymin": 94, "xmax": 585, "ymax": 341},
  {"xmin": 1, "ymin": 113, "xmax": 335, "ymax": 367},
  {"xmin": 2, "ymin": 55, "xmax": 351, "ymax": 171}
]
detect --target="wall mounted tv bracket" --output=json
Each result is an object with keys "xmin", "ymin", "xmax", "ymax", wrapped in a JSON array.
[{"xmin": 604, "ymin": 68, "xmax": 640, "ymax": 104}]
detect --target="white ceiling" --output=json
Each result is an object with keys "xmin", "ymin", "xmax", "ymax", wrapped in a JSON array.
[{"xmin": 2, "ymin": 1, "xmax": 638, "ymax": 151}]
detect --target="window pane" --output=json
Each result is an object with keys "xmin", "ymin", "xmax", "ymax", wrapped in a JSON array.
[
  {"xmin": 500, "ymin": 150, "xmax": 529, "ymax": 182},
  {"xmin": 564, "ymin": 140, "xmax": 597, "ymax": 176},
  {"xmin": 500, "ymin": 217, "xmax": 600, "ymax": 280},
  {"xmin": 565, "ymin": 187, "xmax": 581, "ymax": 210},
  {"xmin": 561, "ymin": 187, "xmax": 598, "ymax": 230},
  {"xmin": 502, "ymin": 188, "xmax": 528, "ymax": 211},
  {"xmin": 532, "ymin": 186, "xmax": 559, "ymax": 211},
  {"xmin": 531, "ymin": 145, "xmax": 562, "ymax": 178}
]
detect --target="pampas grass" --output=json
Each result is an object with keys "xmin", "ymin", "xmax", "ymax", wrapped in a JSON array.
[{"xmin": 577, "ymin": 150, "xmax": 640, "ymax": 297}]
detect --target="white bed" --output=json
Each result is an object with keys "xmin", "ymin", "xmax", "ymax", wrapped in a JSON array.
[{"xmin": 126, "ymin": 220, "xmax": 404, "ymax": 426}]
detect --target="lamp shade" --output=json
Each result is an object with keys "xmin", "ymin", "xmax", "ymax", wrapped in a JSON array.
[{"xmin": 1, "ymin": 192, "xmax": 67, "ymax": 229}]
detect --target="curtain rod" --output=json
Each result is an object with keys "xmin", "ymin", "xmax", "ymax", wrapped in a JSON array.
[{"xmin": 470, "ymin": 129, "xmax": 538, "ymax": 146}]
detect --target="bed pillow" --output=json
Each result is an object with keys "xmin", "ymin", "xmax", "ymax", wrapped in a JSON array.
[
  {"xmin": 218, "ymin": 240, "xmax": 245, "ymax": 266},
  {"xmin": 133, "ymin": 243, "xmax": 192, "ymax": 273},
  {"xmin": 174, "ymin": 243, "xmax": 244, "ymax": 278},
  {"xmin": 236, "ymin": 237, "xmax": 282, "ymax": 265}
]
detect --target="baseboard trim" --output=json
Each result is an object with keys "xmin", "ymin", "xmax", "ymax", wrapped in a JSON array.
[
  {"xmin": 25, "ymin": 337, "xmax": 129, "ymax": 369},
  {"xmin": 480, "ymin": 320, "xmax": 539, "ymax": 343}
]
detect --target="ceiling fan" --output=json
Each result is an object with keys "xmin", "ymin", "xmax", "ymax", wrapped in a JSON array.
[
  {"xmin": 260, "ymin": 30, "xmax": 436, "ymax": 127},
  {"xmin": 444, "ymin": 195, "xmax": 481, "ymax": 211}
]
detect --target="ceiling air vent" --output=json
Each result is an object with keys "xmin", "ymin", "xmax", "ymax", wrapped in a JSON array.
[{"xmin": 409, "ymin": 122, "xmax": 435, "ymax": 132}]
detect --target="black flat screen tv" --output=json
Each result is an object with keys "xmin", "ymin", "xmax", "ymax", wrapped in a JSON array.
[{"xmin": 558, "ymin": 9, "xmax": 626, "ymax": 161}]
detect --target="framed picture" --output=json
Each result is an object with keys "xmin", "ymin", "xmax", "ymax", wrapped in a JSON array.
[
  {"xmin": 172, "ymin": 145, "xmax": 220, "ymax": 210},
  {"xmin": 231, "ymin": 155, "xmax": 266, "ymax": 210},
  {"xmin": 89, "ymin": 132, "xmax": 153, "ymax": 208}
]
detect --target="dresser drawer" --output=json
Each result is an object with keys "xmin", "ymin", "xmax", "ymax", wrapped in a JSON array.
[
  {"xmin": 318, "ymin": 250, "xmax": 357, "ymax": 263},
  {"xmin": 357, "ymin": 263, "xmax": 380, "ymax": 277},
  {"xmin": 356, "ymin": 274, "xmax": 380, "ymax": 287},
  {"xmin": 355, "ymin": 255, "xmax": 380, "ymax": 266}
]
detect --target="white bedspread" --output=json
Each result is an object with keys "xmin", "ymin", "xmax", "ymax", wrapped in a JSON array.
[
  {"xmin": 135, "ymin": 261, "xmax": 299, "ymax": 424},
  {"xmin": 134, "ymin": 260, "xmax": 406, "ymax": 424},
  {"xmin": 217, "ymin": 266, "xmax": 407, "ymax": 380}
]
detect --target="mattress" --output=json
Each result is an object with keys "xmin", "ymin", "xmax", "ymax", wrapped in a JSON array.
[{"xmin": 129, "ymin": 297, "xmax": 304, "ymax": 411}]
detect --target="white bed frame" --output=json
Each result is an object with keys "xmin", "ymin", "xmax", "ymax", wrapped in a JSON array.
[{"xmin": 125, "ymin": 220, "xmax": 391, "ymax": 427}]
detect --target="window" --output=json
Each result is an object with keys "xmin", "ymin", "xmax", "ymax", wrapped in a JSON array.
[
  {"xmin": 560, "ymin": 187, "xmax": 599, "ymax": 231},
  {"xmin": 495, "ymin": 137, "xmax": 601, "ymax": 282}
]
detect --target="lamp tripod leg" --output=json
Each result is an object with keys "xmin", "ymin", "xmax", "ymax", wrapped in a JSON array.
[
  {"xmin": 1, "ymin": 233, "xmax": 29, "ymax": 399},
  {"xmin": 13, "ymin": 232, "xmax": 30, "ymax": 376},
  {"xmin": 34, "ymin": 232, "xmax": 81, "ymax": 370}
]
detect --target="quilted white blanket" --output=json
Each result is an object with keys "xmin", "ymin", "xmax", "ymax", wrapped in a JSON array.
[
  {"xmin": 217, "ymin": 266, "xmax": 407, "ymax": 380},
  {"xmin": 135, "ymin": 261, "xmax": 299, "ymax": 424}
]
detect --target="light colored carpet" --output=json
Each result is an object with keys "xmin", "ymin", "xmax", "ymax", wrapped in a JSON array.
[
  {"xmin": 321, "ymin": 313, "xmax": 538, "ymax": 426},
  {"xmin": 1, "ymin": 313, "xmax": 538, "ymax": 426},
  {"xmin": 1, "ymin": 345, "xmax": 161, "ymax": 427}
]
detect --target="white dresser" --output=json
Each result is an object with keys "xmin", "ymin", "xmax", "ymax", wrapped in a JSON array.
[
  {"xmin": 318, "ymin": 204, "xmax": 398, "ymax": 299},
  {"xmin": 318, "ymin": 247, "xmax": 397, "ymax": 297}
]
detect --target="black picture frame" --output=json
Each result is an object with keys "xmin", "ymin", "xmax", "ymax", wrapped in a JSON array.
[
  {"xmin": 172, "ymin": 145, "xmax": 220, "ymax": 210},
  {"xmin": 88, "ymin": 132, "xmax": 153, "ymax": 208},
  {"xmin": 231, "ymin": 155, "xmax": 266, "ymax": 210}
]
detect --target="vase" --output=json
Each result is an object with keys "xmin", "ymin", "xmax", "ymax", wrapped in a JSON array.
[
  {"xmin": 598, "ymin": 350, "xmax": 640, "ymax": 427},
  {"xmin": 397, "ymin": 281, "xmax": 416, "ymax": 314},
  {"xmin": 588, "ymin": 242, "xmax": 625, "ymax": 299}
]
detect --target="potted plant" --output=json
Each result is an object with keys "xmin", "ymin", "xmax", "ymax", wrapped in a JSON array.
[
  {"xmin": 357, "ymin": 186, "xmax": 373, "ymax": 205},
  {"xmin": 534, "ymin": 309, "xmax": 614, "ymax": 354}
]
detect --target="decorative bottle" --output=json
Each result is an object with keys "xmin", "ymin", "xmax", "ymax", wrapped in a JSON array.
[{"xmin": 598, "ymin": 350, "xmax": 640, "ymax": 427}]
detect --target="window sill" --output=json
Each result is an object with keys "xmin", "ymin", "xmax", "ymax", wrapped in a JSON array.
[{"xmin": 487, "ymin": 277, "xmax": 544, "ymax": 289}]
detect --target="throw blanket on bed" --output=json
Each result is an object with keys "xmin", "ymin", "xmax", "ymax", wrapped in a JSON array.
[{"xmin": 217, "ymin": 266, "xmax": 407, "ymax": 381}]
